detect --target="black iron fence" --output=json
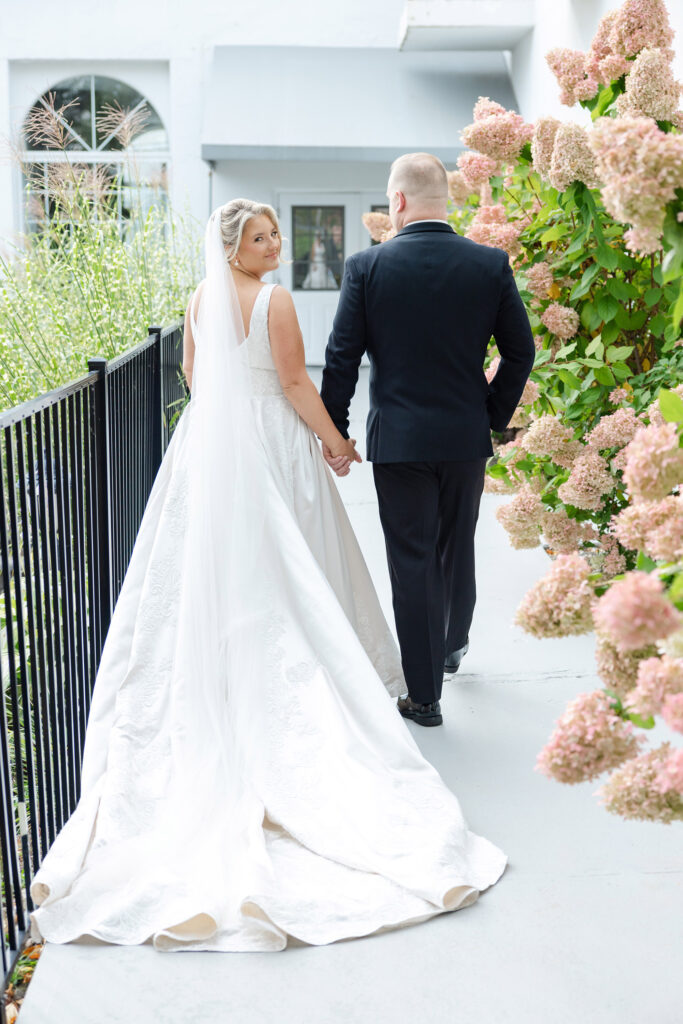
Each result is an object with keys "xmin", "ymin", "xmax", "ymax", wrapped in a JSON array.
[{"xmin": 0, "ymin": 322, "xmax": 186, "ymax": 978}]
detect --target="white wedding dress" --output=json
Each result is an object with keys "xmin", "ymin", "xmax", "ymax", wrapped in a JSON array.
[{"xmin": 29, "ymin": 280, "xmax": 507, "ymax": 952}]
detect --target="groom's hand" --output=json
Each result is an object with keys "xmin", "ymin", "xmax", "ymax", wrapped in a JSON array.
[{"xmin": 323, "ymin": 439, "xmax": 362, "ymax": 476}]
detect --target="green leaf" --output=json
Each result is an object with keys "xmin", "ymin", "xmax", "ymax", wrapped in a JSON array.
[
  {"xmin": 596, "ymin": 293, "xmax": 620, "ymax": 321},
  {"xmin": 558, "ymin": 368, "xmax": 583, "ymax": 390},
  {"xmin": 644, "ymin": 287, "xmax": 662, "ymax": 308},
  {"xmin": 540, "ymin": 224, "xmax": 568, "ymax": 244},
  {"xmin": 658, "ymin": 387, "xmax": 683, "ymax": 423},
  {"xmin": 487, "ymin": 463, "xmax": 509, "ymax": 479},
  {"xmin": 626, "ymin": 712, "xmax": 656, "ymax": 730},
  {"xmin": 648, "ymin": 313, "xmax": 668, "ymax": 337},
  {"xmin": 571, "ymin": 263, "xmax": 602, "ymax": 300},
  {"xmin": 594, "ymin": 366, "xmax": 615, "ymax": 386},
  {"xmin": 555, "ymin": 343, "xmax": 577, "ymax": 360},
  {"xmin": 601, "ymin": 321, "xmax": 620, "ymax": 345},
  {"xmin": 607, "ymin": 277, "xmax": 631, "ymax": 302},
  {"xmin": 580, "ymin": 302, "xmax": 597, "ymax": 330},
  {"xmin": 636, "ymin": 551, "xmax": 657, "ymax": 572},
  {"xmin": 585, "ymin": 335, "xmax": 604, "ymax": 358},
  {"xmin": 615, "ymin": 307, "xmax": 648, "ymax": 331},
  {"xmin": 606, "ymin": 345, "xmax": 633, "ymax": 361},
  {"xmin": 612, "ymin": 362, "xmax": 632, "ymax": 381},
  {"xmin": 596, "ymin": 244, "xmax": 619, "ymax": 270}
]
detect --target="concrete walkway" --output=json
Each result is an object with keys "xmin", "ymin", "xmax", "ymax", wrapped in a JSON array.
[{"xmin": 21, "ymin": 371, "xmax": 681, "ymax": 1024}]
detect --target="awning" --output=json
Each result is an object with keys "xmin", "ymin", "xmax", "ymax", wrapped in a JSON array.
[{"xmin": 201, "ymin": 46, "xmax": 518, "ymax": 163}]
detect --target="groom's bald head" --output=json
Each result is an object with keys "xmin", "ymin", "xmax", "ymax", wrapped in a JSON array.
[{"xmin": 387, "ymin": 152, "xmax": 449, "ymax": 230}]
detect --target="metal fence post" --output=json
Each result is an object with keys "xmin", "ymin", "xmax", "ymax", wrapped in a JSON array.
[
  {"xmin": 148, "ymin": 326, "xmax": 163, "ymax": 473},
  {"xmin": 87, "ymin": 357, "xmax": 112, "ymax": 653}
]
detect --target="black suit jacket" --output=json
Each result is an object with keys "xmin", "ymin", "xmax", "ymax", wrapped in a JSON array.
[{"xmin": 320, "ymin": 221, "xmax": 535, "ymax": 463}]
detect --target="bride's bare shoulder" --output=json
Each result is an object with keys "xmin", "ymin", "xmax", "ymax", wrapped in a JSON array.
[{"xmin": 269, "ymin": 284, "xmax": 297, "ymax": 320}]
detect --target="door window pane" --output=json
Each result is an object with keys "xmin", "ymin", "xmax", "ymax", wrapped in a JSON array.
[{"xmin": 292, "ymin": 206, "xmax": 344, "ymax": 291}]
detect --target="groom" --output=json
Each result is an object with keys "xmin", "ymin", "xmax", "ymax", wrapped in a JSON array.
[{"xmin": 321, "ymin": 152, "xmax": 535, "ymax": 727}]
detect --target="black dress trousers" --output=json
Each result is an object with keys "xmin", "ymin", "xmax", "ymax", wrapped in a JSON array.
[{"xmin": 372, "ymin": 458, "xmax": 487, "ymax": 705}]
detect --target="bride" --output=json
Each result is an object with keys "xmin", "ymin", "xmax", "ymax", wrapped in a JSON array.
[{"xmin": 29, "ymin": 199, "xmax": 507, "ymax": 952}]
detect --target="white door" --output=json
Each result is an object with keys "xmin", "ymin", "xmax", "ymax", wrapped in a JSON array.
[{"xmin": 274, "ymin": 190, "xmax": 387, "ymax": 365}]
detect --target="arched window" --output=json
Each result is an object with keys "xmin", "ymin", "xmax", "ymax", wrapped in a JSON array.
[{"xmin": 21, "ymin": 74, "xmax": 170, "ymax": 230}]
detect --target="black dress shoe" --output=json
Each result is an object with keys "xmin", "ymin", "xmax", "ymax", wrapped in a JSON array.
[
  {"xmin": 444, "ymin": 638, "xmax": 469, "ymax": 675},
  {"xmin": 397, "ymin": 694, "xmax": 443, "ymax": 727}
]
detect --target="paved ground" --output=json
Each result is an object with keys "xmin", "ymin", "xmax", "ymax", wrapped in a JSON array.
[{"xmin": 21, "ymin": 371, "xmax": 681, "ymax": 1024}]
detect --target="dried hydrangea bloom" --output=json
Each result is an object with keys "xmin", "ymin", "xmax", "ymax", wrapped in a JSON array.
[
  {"xmin": 525, "ymin": 261, "xmax": 554, "ymax": 300},
  {"xmin": 465, "ymin": 204, "xmax": 523, "ymax": 259},
  {"xmin": 548, "ymin": 124, "xmax": 601, "ymax": 191},
  {"xmin": 628, "ymin": 655, "xmax": 683, "ymax": 717},
  {"xmin": 622, "ymin": 422, "xmax": 683, "ymax": 502},
  {"xmin": 616, "ymin": 48, "xmax": 683, "ymax": 122},
  {"xmin": 598, "ymin": 743, "xmax": 683, "ymax": 822},
  {"xmin": 585, "ymin": 11, "xmax": 631, "ymax": 85},
  {"xmin": 609, "ymin": 0, "xmax": 675, "ymax": 60},
  {"xmin": 362, "ymin": 212, "xmax": 392, "ymax": 242},
  {"xmin": 541, "ymin": 506, "xmax": 595, "ymax": 554},
  {"xmin": 522, "ymin": 414, "xmax": 582, "ymax": 468},
  {"xmin": 593, "ymin": 572, "xmax": 683, "ymax": 652},
  {"xmin": 536, "ymin": 690, "xmax": 644, "ymax": 784},
  {"xmin": 589, "ymin": 115, "xmax": 683, "ymax": 255},
  {"xmin": 461, "ymin": 100, "xmax": 533, "ymax": 164},
  {"xmin": 647, "ymin": 509, "xmax": 683, "ymax": 563},
  {"xmin": 655, "ymin": 746, "xmax": 683, "ymax": 793},
  {"xmin": 612, "ymin": 496, "xmax": 679, "ymax": 552},
  {"xmin": 661, "ymin": 693, "xmax": 683, "ymax": 733},
  {"xmin": 531, "ymin": 117, "xmax": 561, "ymax": 180},
  {"xmin": 595, "ymin": 633, "xmax": 659, "ymax": 698},
  {"xmin": 495, "ymin": 485, "xmax": 545, "ymax": 549},
  {"xmin": 515, "ymin": 552, "xmax": 595, "ymax": 638},
  {"xmin": 446, "ymin": 170, "xmax": 472, "ymax": 206},
  {"xmin": 586, "ymin": 408, "xmax": 640, "ymax": 452},
  {"xmin": 598, "ymin": 533, "xmax": 628, "ymax": 578},
  {"xmin": 456, "ymin": 151, "xmax": 499, "ymax": 190},
  {"xmin": 558, "ymin": 451, "xmax": 615, "ymax": 510},
  {"xmin": 609, "ymin": 387, "xmax": 630, "ymax": 405},
  {"xmin": 540, "ymin": 302, "xmax": 580, "ymax": 340},
  {"xmin": 545, "ymin": 48, "xmax": 598, "ymax": 107}
]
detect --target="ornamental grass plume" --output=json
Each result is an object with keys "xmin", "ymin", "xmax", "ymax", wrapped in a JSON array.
[
  {"xmin": 622, "ymin": 422, "xmax": 683, "ymax": 502},
  {"xmin": 456, "ymin": 152, "xmax": 499, "ymax": 190},
  {"xmin": 495, "ymin": 485, "xmax": 545, "ymax": 549},
  {"xmin": 446, "ymin": 170, "xmax": 472, "ymax": 206},
  {"xmin": 589, "ymin": 116, "xmax": 683, "ymax": 255},
  {"xmin": 531, "ymin": 117, "xmax": 561, "ymax": 180},
  {"xmin": 595, "ymin": 633, "xmax": 659, "ymax": 698},
  {"xmin": 545, "ymin": 48, "xmax": 598, "ymax": 107},
  {"xmin": 549, "ymin": 123, "xmax": 601, "ymax": 191},
  {"xmin": 661, "ymin": 694, "xmax": 683, "ymax": 732},
  {"xmin": 536, "ymin": 690, "xmax": 643, "ymax": 784},
  {"xmin": 612, "ymin": 495, "xmax": 679, "ymax": 552},
  {"xmin": 362, "ymin": 212, "xmax": 392, "ymax": 242},
  {"xmin": 586, "ymin": 408, "xmax": 640, "ymax": 452},
  {"xmin": 598, "ymin": 743, "xmax": 683, "ymax": 822},
  {"xmin": 465, "ymin": 205, "xmax": 523, "ymax": 259},
  {"xmin": 627, "ymin": 655, "xmax": 683, "ymax": 716},
  {"xmin": 655, "ymin": 746, "xmax": 683, "ymax": 792},
  {"xmin": 558, "ymin": 451, "xmax": 615, "ymax": 510},
  {"xmin": 593, "ymin": 572, "xmax": 683, "ymax": 652},
  {"xmin": 461, "ymin": 99, "xmax": 533, "ymax": 164},
  {"xmin": 541, "ymin": 506, "xmax": 595, "ymax": 554},
  {"xmin": 616, "ymin": 48, "xmax": 683, "ymax": 122},
  {"xmin": 515, "ymin": 552, "xmax": 595, "ymax": 638},
  {"xmin": 525, "ymin": 261, "xmax": 554, "ymax": 300},
  {"xmin": 540, "ymin": 302, "xmax": 580, "ymax": 340}
]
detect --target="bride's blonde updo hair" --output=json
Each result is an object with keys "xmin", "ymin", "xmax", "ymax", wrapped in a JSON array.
[{"xmin": 219, "ymin": 198, "xmax": 283, "ymax": 263}]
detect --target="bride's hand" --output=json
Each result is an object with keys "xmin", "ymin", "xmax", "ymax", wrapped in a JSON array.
[{"xmin": 323, "ymin": 439, "xmax": 362, "ymax": 476}]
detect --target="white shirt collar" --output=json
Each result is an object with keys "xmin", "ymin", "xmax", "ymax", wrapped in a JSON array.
[{"xmin": 403, "ymin": 219, "xmax": 450, "ymax": 226}]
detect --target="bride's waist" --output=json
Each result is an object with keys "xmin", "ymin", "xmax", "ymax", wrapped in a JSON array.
[{"xmin": 248, "ymin": 366, "xmax": 286, "ymax": 398}]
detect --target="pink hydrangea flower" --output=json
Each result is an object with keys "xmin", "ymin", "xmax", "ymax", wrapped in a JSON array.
[
  {"xmin": 558, "ymin": 451, "xmax": 614, "ymax": 510},
  {"xmin": 609, "ymin": 0, "xmax": 675, "ymax": 60},
  {"xmin": 609, "ymin": 387, "xmax": 630, "ymax": 404},
  {"xmin": 589, "ymin": 116, "xmax": 683, "ymax": 255},
  {"xmin": 522, "ymin": 414, "xmax": 582, "ymax": 468},
  {"xmin": 644, "ymin": 383, "xmax": 683, "ymax": 426},
  {"xmin": 515, "ymin": 552, "xmax": 595, "ymax": 638},
  {"xmin": 595, "ymin": 633, "xmax": 659, "ymax": 698},
  {"xmin": 446, "ymin": 170, "xmax": 472, "ymax": 206},
  {"xmin": 536, "ymin": 690, "xmax": 643, "ymax": 784},
  {"xmin": 593, "ymin": 572, "xmax": 683, "ymax": 652},
  {"xmin": 599, "ymin": 534, "xmax": 628, "ymax": 578},
  {"xmin": 495, "ymin": 485, "xmax": 545, "ymax": 549},
  {"xmin": 654, "ymin": 746, "xmax": 683, "ymax": 793},
  {"xmin": 465, "ymin": 204, "xmax": 523, "ymax": 258},
  {"xmin": 586, "ymin": 408, "xmax": 640, "ymax": 452},
  {"xmin": 362, "ymin": 212, "xmax": 392, "ymax": 242},
  {"xmin": 462, "ymin": 99, "xmax": 533, "ymax": 164},
  {"xmin": 541, "ymin": 302, "xmax": 580, "ymax": 340},
  {"xmin": 456, "ymin": 151, "xmax": 499, "ymax": 190},
  {"xmin": 616, "ymin": 47, "xmax": 683, "ymax": 122},
  {"xmin": 598, "ymin": 743, "xmax": 683, "ymax": 822},
  {"xmin": 612, "ymin": 496, "xmax": 679, "ymax": 553},
  {"xmin": 525, "ymin": 261, "xmax": 554, "ymax": 300},
  {"xmin": 585, "ymin": 11, "xmax": 631, "ymax": 85},
  {"xmin": 661, "ymin": 693, "xmax": 683, "ymax": 733},
  {"xmin": 627, "ymin": 655, "xmax": 683, "ymax": 717},
  {"xmin": 545, "ymin": 48, "xmax": 598, "ymax": 107},
  {"xmin": 541, "ymin": 506, "xmax": 595, "ymax": 554},
  {"xmin": 531, "ymin": 117, "xmax": 561, "ymax": 180},
  {"xmin": 622, "ymin": 422, "xmax": 683, "ymax": 502}
]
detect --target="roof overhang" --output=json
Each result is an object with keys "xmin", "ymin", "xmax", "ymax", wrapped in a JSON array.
[{"xmin": 398, "ymin": 0, "xmax": 535, "ymax": 51}]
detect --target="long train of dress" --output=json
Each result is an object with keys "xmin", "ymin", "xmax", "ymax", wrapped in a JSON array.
[{"xmin": 29, "ymin": 283, "xmax": 507, "ymax": 951}]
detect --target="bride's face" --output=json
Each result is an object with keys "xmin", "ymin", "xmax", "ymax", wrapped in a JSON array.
[{"xmin": 235, "ymin": 215, "xmax": 281, "ymax": 277}]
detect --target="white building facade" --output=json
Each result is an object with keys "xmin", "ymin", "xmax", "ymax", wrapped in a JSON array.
[{"xmin": 1, "ymin": 0, "xmax": 682, "ymax": 361}]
